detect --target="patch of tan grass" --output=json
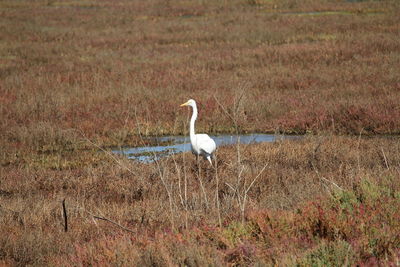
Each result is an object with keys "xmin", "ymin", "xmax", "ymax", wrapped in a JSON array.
[{"xmin": 1, "ymin": 135, "xmax": 399, "ymax": 264}]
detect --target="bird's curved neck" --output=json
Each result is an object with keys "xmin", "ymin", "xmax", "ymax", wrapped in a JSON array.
[{"xmin": 189, "ymin": 104, "xmax": 198, "ymax": 140}]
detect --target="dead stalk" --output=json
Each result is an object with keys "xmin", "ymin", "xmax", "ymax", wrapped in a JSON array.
[
  {"xmin": 241, "ymin": 163, "xmax": 268, "ymax": 222},
  {"xmin": 77, "ymin": 129, "xmax": 136, "ymax": 177},
  {"xmin": 214, "ymin": 154, "xmax": 222, "ymax": 227},
  {"xmin": 172, "ymin": 155, "xmax": 186, "ymax": 209},
  {"xmin": 62, "ymin": 199, "xmax": 68, "ymax": 232},
  {"xmin": 215, "ymin": 87, "xmax": 267, "ymax": 222},
  {"xmin": 76, "ymin": 205, "xmax": 135, "ymax": 234},
  {"xmin": 197, "ymin": 156, "xmax": 209, "ymax": 209},
  {"xmin": 76, "ymin": 111, "xmax": 177, "ymax": 230},
  {"xmin": 181, "ymin": 114, "xmax": 190, "ymax": 229},
  {"xmin": 308, "ymin": 137, "xmax": 344, "ymax": 193},
  {"xmin": 381, "ymin": 147, "xmax": 389, "ymax": 170},
  {"xmin": 134, "ymin": 109, "xmax": 175, "ymax": 230},
  {"xmin": 357, "ymin": 128, "xmax": 364, "ymax": 172},
  {"xmin": 320, "ymin": 176, "xmax": 344, "ymax": 191}
]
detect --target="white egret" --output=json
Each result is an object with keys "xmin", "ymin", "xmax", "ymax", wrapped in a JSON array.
[{"xmin": 180, "ymin": 99, "xmax": 216, "ymax": 165}]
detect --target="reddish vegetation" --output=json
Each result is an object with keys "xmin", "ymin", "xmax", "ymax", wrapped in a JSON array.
[
  {"xmin": 2, "ymin": 136, "xmax": 400, "ymax": 265},
  {"xmin": 1, "ymin": 0, "xmax": 399, "ymax": 265},
  {"xmin": 1, "ymin": 0, "xmax": 400, "ymax": 149}
]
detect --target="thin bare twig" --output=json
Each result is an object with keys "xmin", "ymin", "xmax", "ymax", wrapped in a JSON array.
[
  {"xmin": 320, "ymin": 176, "xmax": 343, "ymax": 191},
  {"xmin": 197, "ymin": 156, "xmax": 209, "ymax": 209},
  {"xmin": 172, "ymin": 155, "xmax": 186, "ymax": 209},
  {"xmin": 381, "ymin": 147, "xmax": 389, "ymax": 170},
  {"xmin": 213, "ymin": 95, "xmax": 236, "ymax": 126},
  {"xmin": 133, "ymin": 108, "xmax": 175, "ymax": 229},
  {"xmin": 214, "ymin": 154, "xmax": 222, "ymax": 227},
  {"xmin": 244, "ymin": 163, "xmax": 269, "ymax": 196},
  {"xmin": 62, "ymin": 199, "xmax": 68, "ymax": 232},
  {"xmin": 357, "ymin": 128, "xmax": 364, "ymax": 172},
  {"xmin": 182, "ymin": 113, "xmax": 189, "ymax": 229},
  {"xmin": 225, "ymin": 182, "xmax": 236, "ymax": 192},
  {"xmin": 241, "ymin": 163, "xmax": 268, "ymax": 222},
  {"xmin": 234, "ymin": 89, "xmax": 246, "ymax": 116},
  {"xmin": 80, "ymin": 207, "xmax": 136, "ymax": 234},
  {"xmin": 76, "ymin": 129, "xmax": 136, "ymax": 176}
]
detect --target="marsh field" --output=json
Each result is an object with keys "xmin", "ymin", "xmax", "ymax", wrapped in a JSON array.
[{"xmin": 1, "ymin": 0, "xmax": 400, "ymax": 265}]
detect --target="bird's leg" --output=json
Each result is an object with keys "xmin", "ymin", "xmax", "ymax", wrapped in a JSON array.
[
  {"xmin": 193, "ymin": 155, "xmax": 199, "ymax": 175},
  {"xmin": 196, "ymin": 154, "xmax": 199, "ymax": 171},
  {"xmin": 205, "ymin": 156, "xmax": 215, "ymax": 182}
]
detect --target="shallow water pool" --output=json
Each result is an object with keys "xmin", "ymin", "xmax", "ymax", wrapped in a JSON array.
[{"xmin": 112, "ymin": 134, "xmax": 301, "ymax": 163}]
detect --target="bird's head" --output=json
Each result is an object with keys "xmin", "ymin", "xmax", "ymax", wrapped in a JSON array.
[{"xmin": 180, "ymin": 99, "xmax": 196, "ymax": 108}]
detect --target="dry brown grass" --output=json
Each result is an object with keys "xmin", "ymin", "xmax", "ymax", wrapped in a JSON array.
[
  {"xmin": 1, "ymin": 135, "xmax": 400, "ymax": 265},
  {"xmin": 1, "ymin": 0, "xmax": 400, "ymax": 265},
  {"xmin": 1, "ymin": 0, "xmax": 400, "ymax": 153}
]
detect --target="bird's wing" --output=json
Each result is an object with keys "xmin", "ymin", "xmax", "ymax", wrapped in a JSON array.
[{"xmin": 195, "ymin": 134, "xmax": 216, "ymax": 155}]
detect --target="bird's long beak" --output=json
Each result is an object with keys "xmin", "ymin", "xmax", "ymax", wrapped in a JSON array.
[{"xmin": 180, "ymin": 101, "xmax": 189, "ymax": 107}]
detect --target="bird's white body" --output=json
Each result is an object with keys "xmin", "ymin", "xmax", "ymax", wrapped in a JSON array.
[{"xmin": 181, "ymin": 99, "xmax": 216, "ymax": 165}]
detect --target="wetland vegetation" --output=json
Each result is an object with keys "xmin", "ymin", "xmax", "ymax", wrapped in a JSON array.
[{"xmin": 1, "ymin": 0, "xmax": 399, "ymax": 265}]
